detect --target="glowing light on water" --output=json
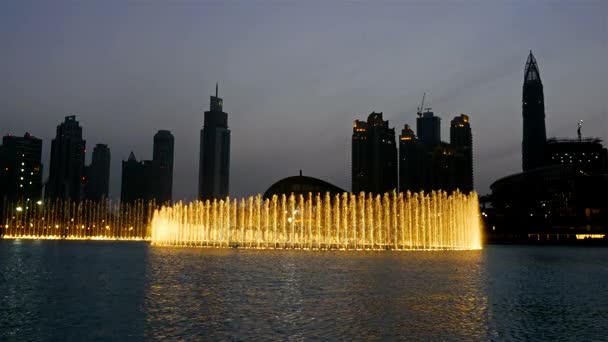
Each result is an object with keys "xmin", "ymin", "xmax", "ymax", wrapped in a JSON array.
[
  {"xmin": 151, "ymin": 191, "xmax": 482, "ymax": 250},
  {"xmin": 1, "ymin": 199, "xmax": 153, "ymax": 240}
]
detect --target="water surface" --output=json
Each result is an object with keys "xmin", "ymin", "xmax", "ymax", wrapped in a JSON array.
[{"xmin": 1, "ymin": 241, "xmax": 606, "ymax": 340}]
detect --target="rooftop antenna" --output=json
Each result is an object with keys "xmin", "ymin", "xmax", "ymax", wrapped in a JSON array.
[
  {"xmin": 577, "ymin": 120, "xmax": 583, "ymax": 141},
  {"xmin": 417, "ymin": 92, "xmax": 426, "ymax": 117},
  {"xmin": 215, "ymin": 82, "xmax": 218, "ymax": 98}
]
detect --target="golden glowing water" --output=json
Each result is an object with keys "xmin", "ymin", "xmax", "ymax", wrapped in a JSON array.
[
  {"xmin": 1, "ymin": 199, "xmax": 152, "ymax": 240},
  {"xmin": 151, "ymin": 191, "xmax": 482, "ymax": 250}
]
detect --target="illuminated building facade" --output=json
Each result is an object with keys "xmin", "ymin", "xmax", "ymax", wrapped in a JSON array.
[
  {"xmin": 0, "ymin": 133, "xmax": 43, "ymax": 202},
  {"xmin": 199, "ymin": 83, "xmax": 230, "ymax": 200},
  {"xmin": 522, "ymin": 51, "xmax": 546, "ymax": 171},
  {"xmin": 85, "ymin": 144, "xmax": 111, "ymax": 201},
  {"xmin": 351, "ymin": 112, "xmax": 397, "ymax": 194},
  {"xmin": 544, "ymin": 138, "xmax": 607, "ymax": 174},
  {"xmin": 153, "ymin": 130, "xmax": 174, "ymax": 204},
  {"xmin": 46, "ymin": 115, "xmax": 86, "ymax": 201}
]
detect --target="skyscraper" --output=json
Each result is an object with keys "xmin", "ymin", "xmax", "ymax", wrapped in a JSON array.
[
  {"xmin": 398, "ymin": 109, "xmax": 474, "ymax": 193},
  {"xmin": 46, "ymin": 116, "xmax": 86, "ymax": 201},
  {"xmin": 450, "ymin": 114, "xmax": 473, "ymax": 193},
  {"xmin": 352, "ymin": 120, "xmax": 369, "ymax": 192},
  {"xmin": 522, "ymin": 51, "xmax": 546, "ymax": 171},
  {"xmin": 153, "ymin": 130, "xmax": 174, "ymax": 204},
  {"xmin": 199, "ymin": 83, "xmax": 230, "ymax": 200},
  {"xmin": 398, "ymin": 124, "xmax": 426, "ymax": 192},
  {"xmin": 416, "ymin": 110, "xmax": 441, "ymax": 147},
  {"xmin": 351, "ymin": 112, "xmax": 397, "ymax": 194},
  {"xmin": 85, "ymin": 144, "xmax": 111, "ymax": 201},
  {"xmin": 0, "ymin": 133, "xmax": 43, "ymax": 202}
]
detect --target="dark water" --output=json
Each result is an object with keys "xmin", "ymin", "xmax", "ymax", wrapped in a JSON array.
[{"xmin": 1, "ymin": 241, "xmax": 607, "ymax": 341}]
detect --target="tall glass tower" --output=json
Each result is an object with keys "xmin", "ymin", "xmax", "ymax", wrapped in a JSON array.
[
  {"xmin": 522, "ymin": 51, "xmax": 546, "ymax": 171},
  {"xmin": 199, "ymin": 83, "xmax": 230, "ymax": 200}
]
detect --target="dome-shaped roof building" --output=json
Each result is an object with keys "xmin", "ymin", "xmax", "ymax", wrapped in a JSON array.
[{"xmin": 263, "ymin": 171, "xmax": 345, "ymax": 199}]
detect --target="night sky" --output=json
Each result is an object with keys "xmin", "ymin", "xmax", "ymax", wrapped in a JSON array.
[{"xmin": 1, "ymin": 1, "xmax": 606, "ymax": 200}]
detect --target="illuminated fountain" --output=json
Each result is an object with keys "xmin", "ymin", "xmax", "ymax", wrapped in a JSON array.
[
  {"xmin": 1, "ymin": 199, "xmax": 153, "ymax": 240},
  {"xmin": 151, "ymin": 191, "xmax": 482, "ymax": 250}
]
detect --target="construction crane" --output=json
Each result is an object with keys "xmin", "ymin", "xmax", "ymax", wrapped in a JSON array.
[{"xmin": 417, "ymin": 93, "xmax": 426, "ymax": 117}]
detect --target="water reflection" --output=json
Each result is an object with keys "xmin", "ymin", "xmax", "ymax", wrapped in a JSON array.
[
  {"xmin": 484, "ymin": 246, "xmax": 608, "ymax": 340},
  {"xmin": 0, "ymin": 240, "xmax": 147, "ymax": 340},
  {"xmin": 143, "ymin": 249, "xmax": 488, "ymax": 340},
  {"xmin": 2, "ymin": 242, "xmax": 607, "ymax": 340}
]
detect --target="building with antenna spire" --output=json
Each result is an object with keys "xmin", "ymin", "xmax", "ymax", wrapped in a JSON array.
[
  {"xmin": 487, "ymin": 51, "xmax": 608, "ymax": 241},
  {"xmin": 522, "ymin": 50, "xmax": 547, "ymax": 171},
  {"xmin": 199, "ymin": 83, "xmax": 231, "ymax": 200}
]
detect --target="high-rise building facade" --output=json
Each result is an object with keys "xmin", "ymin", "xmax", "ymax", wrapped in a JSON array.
[
  {"xmin": 0, "ymin": 133, "xmax": 43, "ymax": 202},
  {"xmin": 199, "ymin": 84, "xmax": 230, "ymax": 200},
  {"xmin": 522, "ymin": 51, "xmax": 546, "ymax": 171},
  {"xmin": 352, "ymin": 120, "xmax": 369, "ymax": 192},
  {"xmin": 46, "ymin": 116, "xmax": 86, "ymax": 201},
  {"xmin": 450, "ymin": 114, "xmax": 473, "ymax": 193},
  {"xmin": 153, "ymin": 130, "xmax": 174, "ymax": 204},
  {"xmin": 416, "ymin": 111, "xmax": 441, "ymax": 147},
  {"xmin": 351, "ymin": 112, "xmax": 397, "ymax": 194},
  {"xmin": 398, "ymin": 124, "xmax": 426, "ymax": 192},
  {"xmin": 398, "ymin": 112, "xmax": 474, "ymax": 194},
  {"xmin": 85, "ymin": 144, "xmax": 111, "ymax": 201}
]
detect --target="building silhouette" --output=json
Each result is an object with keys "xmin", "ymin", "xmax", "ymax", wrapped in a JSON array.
[
  {"xmin": 398, "ymin": 110, "xmax": 474, "ymax": 193},
  {"xmin": 199, "ymin": 83, "xmax": 230, "ymax": 200},
  {"xmin": 85, "ymin": 144, "xmax": 111, "ymax": 201},
  {"xmin": 121, "ymin": 130, "xmax": 174, "ymax": 204},
  {"xmin": 264, "ymin": 172, "xmax": 345, "ymax": 199},
  {"xmin": 398, "ymin": 124, "xmax": 426, "ymax": 192},
  {"xmin": 487, "ymin": 51, "xmax": 608, "ymax": 240},
  {"xmin": 544, "ymin": 138, "xmax": 607, "ymax": 174},
  {"xmin": 0, "ymin": 133, "xmax": 43, "ymax": 203},
  {"xmin": 46, "ymin": 116, "xmax": 86, "ymax": 201},
  {"xmin": 120, "ymin": 152, "xmax": 160, "ymax": 204},
  {"xmin": 450, "ymin": 114, "xmax": 474, "ymax": 193},
  {"xmin": 522, "ymin": 51, "xmax": 546, "ymax": 171},
  {"xmin": 429, "ymin": 142, "xmax": 457, "ymax": 191},
  {"xmin": 416, "ymin": 110, "xmax": 441, "ymax": 147},
  {"xmin": 351, "ymin": 112, "xmax": 397, "ymax": 194},
  {"xmin": 153, "ymin": 130, "xmax": 174, "ymax": 203}
]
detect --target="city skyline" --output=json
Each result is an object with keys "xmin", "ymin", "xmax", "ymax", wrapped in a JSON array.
[{"xmin": 1, "ymin": 1, "xmax": 606, "ymax": 200}]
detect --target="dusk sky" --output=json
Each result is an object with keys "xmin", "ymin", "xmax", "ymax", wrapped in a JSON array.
[{"xmin": 1, "ymin": 1, "xmax": 606, "ymax": 200}]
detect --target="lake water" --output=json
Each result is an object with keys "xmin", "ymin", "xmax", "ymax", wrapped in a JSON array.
[{"xmin": 1, "ymin": 240, "xmax": 607, "ymax": 340}]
